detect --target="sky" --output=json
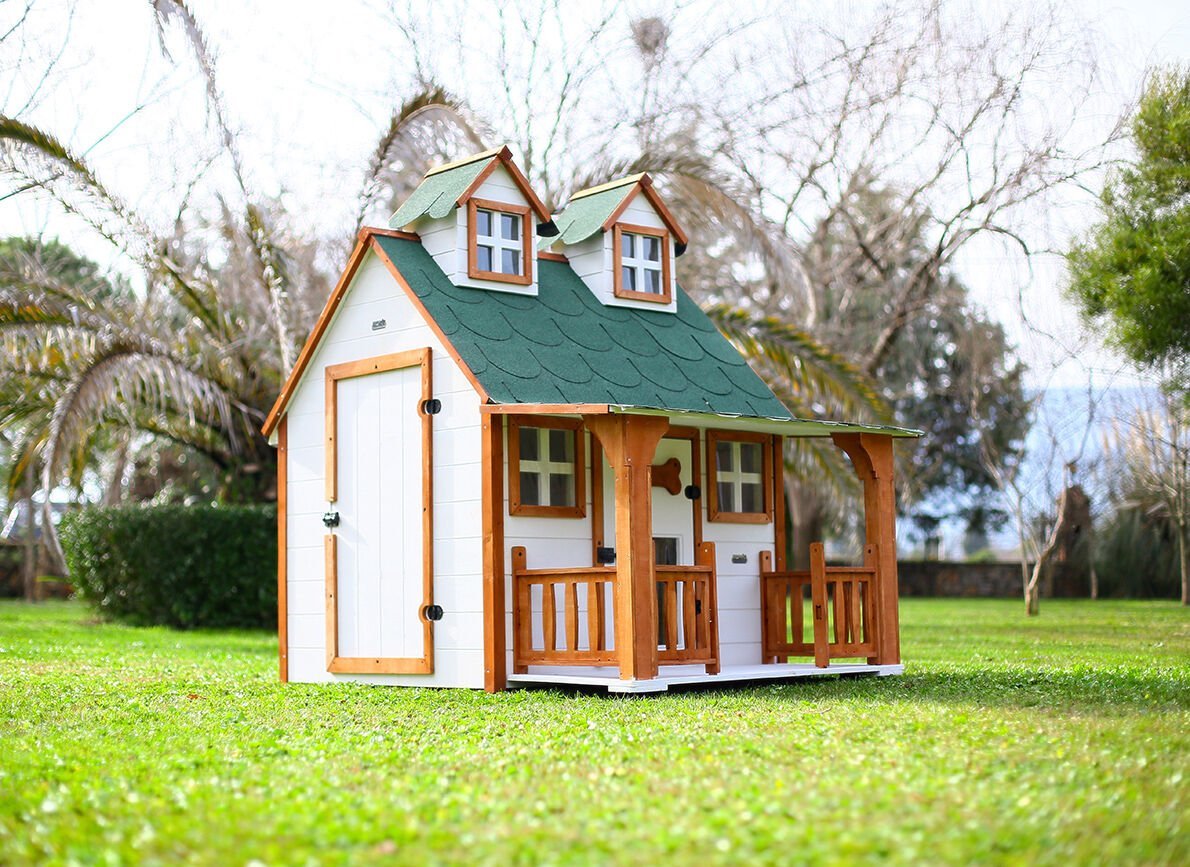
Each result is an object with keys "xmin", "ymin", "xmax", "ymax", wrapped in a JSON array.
[{"xmin": 0, "ymin": 0, "xmax": 1187, "ymax": 398}]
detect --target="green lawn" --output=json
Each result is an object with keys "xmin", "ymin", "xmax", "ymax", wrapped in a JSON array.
[{"xmin": 0, "ymin": 600, "xmax": 1186, "ymax": 865}]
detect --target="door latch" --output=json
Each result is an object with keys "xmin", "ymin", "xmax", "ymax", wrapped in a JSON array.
[{"xmin": 322, "ymin": 511, "xmax": 340, "ymax": 528}]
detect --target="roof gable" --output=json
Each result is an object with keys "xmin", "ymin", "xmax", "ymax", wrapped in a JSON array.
[
  {"xmin": 550, "ymin": 173, "xmax": 688, "ymax": 248},
  {"xmin": 389, "ymin": 145, "xmax": 549, "ymax": 229}
]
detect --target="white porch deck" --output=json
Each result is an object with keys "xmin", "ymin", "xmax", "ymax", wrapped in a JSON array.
[{"xmin": 507, "ymin": 661, "xmax": 904, "ymax": 694}]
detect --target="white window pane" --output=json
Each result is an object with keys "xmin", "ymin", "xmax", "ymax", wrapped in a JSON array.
[
  {"xmin": 644, "ymin": 268, "xmax": 662, "ymax": 294},
  {"xmin": 519, "ymin": 427, "xmax": 539, "ymax": 461},
  {"xmin": 740, "ymin": 442, "xmax": 762, "ymax": 473},
  {"xmin": 500, "ymin": 213, "xmax": 520, "ymax": 241},
  {"xmin": 622, "ymin": 266, "xmax": 636, "ymax": 290},
  {"xmin": 476, "ymin": 209, "xmax": 492, "ymax": 237},
  {"xmin": 717, "ymin": 482, "xmax": 735, "ymax": 512},
  {"xmin": 716, "ymin": 441, "xmax": 734, "ymax": 472},
  {"xmin": 501, "ymin": 248, "xmax": 521, "ymax": 275},
  {"xmin": 643, "ymin": 236, "xmax": 661, "ymax": 261},
  {"xmin": 477, "ymin": 245, "xmax": 493, "ymax": 271},
  {"xmin": 520, "ymin": 472, "xmax": 541, "ymax": 506},
  {"xmin": 548, "ymin": 429, "xmax": 573, "ymax": 462},
  {"xmin": 623, "ymin": 233, "xmax": 635, "ymax": 257},
  {"xmin": 741, "ymin": 482, "xmax": 763, "ymax": 513},
  {"xmin": 549, "ymin": 473, "xmax": 575, "ymax": 507}
]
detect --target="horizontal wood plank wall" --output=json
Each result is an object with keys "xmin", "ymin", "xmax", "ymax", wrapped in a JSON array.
[{"xmin": 277, "ymin": 416, "xmax": 288, "ymax": 683}]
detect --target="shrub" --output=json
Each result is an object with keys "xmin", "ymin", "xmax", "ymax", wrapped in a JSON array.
[{"xmin": 60, "ymin": 504, "xmax": 276, "ymax": 628}]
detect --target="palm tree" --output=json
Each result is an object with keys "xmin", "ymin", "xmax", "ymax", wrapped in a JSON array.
[{"xmin": 0, "ymin": 1, "xmax": 886, "ymax": 566}]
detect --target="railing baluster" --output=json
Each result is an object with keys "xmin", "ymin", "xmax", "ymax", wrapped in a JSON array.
[
  {"xmin": 681, "ymin": 579, "xmax": 696, "ymax": 651},
  {"xmin": 565, "ymin": 581, "xmax": 579, "ymax": 652},
  {"xmin": 846, "ymin": 580, "xmax": 861, "ymax": 648},
  {"xmin": 587, "ymin": 580, "xmax": 601, "ymax": 652},
  {"xmin": 664, "ymin": 579, "xmax": 679, "ymax": 652},
  {"xmin": 543, "ymin": 582, "xmax": 557, "ymax": 652}
]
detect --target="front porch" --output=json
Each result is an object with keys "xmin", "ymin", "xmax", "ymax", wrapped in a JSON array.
[{"xmin": 481, "ymin": 405, "xmax": 914, "ymax": 693}]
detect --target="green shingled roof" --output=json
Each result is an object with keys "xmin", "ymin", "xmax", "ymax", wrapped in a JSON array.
[
  {"xmin": 546, "ymin": 175, "xmax": 641, "ymax": 248},
  {"xmin": 388, "ymin": 150, "xmax": 499, "ymax": 229},
  {"xmin": 374, "ymin": 234, "xmax": 794, "ymax": 419}
]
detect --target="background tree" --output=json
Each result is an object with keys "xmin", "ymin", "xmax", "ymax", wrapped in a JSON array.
[
  {"xmin": 0, "ymin": 1, "xmax": 1120, "ymax": 575},
  {"xmin": 1068, "ymin": 66, "xmax": 1190, "ymax": 397}
]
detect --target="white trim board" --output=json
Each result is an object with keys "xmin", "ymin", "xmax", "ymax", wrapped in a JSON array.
[{"xmin": 507, "ymin": 662, "xmax": 905, "ymax": 694}]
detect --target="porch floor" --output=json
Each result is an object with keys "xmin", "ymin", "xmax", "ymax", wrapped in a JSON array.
[{"xmin": 507, "ymin": 661, "xmax": 904, "ymax": 694}]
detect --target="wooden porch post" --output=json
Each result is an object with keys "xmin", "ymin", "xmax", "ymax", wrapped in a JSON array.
[
  {"xmin": 584, "ymin": 413, "xmax": 669, "ymax": 681},
  {"xmin": 481, "ymin": 413, "xmax": 507, "ymax": 692},
  {"xmin": 830, "ymin": 432, "xmax": 900, "ymax": 665}
]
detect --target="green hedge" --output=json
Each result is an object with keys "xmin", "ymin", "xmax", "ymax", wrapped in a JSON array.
[{"xmin": 60, "ymin": 504, "xmax": 277, "ymax": 628}]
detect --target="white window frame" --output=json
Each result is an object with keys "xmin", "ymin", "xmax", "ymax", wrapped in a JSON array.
[
  {"xmin": 620, "ymin": 232, "xmax": 663, "ymax": 294},
  {"xmin": 612, "ymin": 223, "xmax": 671, "ymax": 304},
  {"xmin": 467, "ymin": 198, "xmax": 532, "ymax": 286}
]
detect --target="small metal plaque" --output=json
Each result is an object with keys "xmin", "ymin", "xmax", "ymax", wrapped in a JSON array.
[
  {"xmin": 731, "ymin": 553, "xmax": 748, "ymax": 564},
  {"xmin": 371, "ymin": 318, "xmax": 387, "ymax": 331}
]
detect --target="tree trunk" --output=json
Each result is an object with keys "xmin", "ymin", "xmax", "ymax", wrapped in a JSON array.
[
  {"xmin": 788, "ymin": 483, "xmax": 824, "ymax": 571},
  {"xmin": 1089, "ymin": 564, "xmax": 1098, "ymax": 600},
  {"xmin": 21, "ymin": 460, "xmax": 37, "ymax": 603},
  {"xmin": 1179, "ymin": 520, "xmax": 1189, "ymax": 607},
  {"xmin": 103, "ymin": 435, "xmax": 129, "ymax": 506}
]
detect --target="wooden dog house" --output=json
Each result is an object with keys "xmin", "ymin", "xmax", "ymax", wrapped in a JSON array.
[{"xmin": 262, "ymin": 146, "xmax": 919, "ymax": 693}]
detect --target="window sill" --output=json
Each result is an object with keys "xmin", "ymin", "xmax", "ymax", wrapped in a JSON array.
[
  {"xmin": 707, "ymin": 510, "xmax": 772, "ymax": 524},
  {"xmin": 509, "ymin": 503, "xmax": 587, "ymax": 519}
]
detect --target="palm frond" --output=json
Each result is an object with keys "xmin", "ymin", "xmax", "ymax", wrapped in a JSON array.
[{"xmin": 704, "ymin": 303, "xmax": 888, "ymax": 421}]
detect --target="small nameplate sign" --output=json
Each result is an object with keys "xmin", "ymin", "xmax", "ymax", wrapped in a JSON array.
[{"xmin": 371, "ymin": 318, "xmax": 387, "ymax": 331}]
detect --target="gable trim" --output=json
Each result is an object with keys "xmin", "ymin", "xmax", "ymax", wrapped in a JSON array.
[
  {"xmin": 456, "ymin": 145, "xmax": 551, "ymax": 222},
  {"xmin": 260, "ymin": 227, "xmax": 488, "ymax": 438},
  {"xmin": 600, "ymin": 174, "xmax": 688, "ymax": 246}
]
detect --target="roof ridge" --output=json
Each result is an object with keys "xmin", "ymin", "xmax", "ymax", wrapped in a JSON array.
[
  {"xmin": 424, "ymin": 145, "xmax": 507, "ymax": 177},
  {"xmin": 567, "ymin": 172, "xmax": 646, "ymax": 202}
]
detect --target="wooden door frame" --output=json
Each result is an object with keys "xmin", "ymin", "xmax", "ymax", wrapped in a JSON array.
[{"xmin": 323, "ymin": 348, "xmax": 435, "ymax": 675}]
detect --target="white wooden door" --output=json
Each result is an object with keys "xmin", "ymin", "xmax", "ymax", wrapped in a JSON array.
[
  {"xmin": 600, "ymin": 436, "xmax": 698, "ymax": 563},
  {"xmin": 325, "ymin": 350, "xmax": 433, "ymax": 675}
]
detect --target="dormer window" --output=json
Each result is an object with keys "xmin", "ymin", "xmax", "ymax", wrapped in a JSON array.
[
  {"xmin": 468, "ymin": 198, "xmax": 532, "ymax": 286},
  {"xmin": 613, "ymin": 223, "xmax": 671, "ymax": 304}
]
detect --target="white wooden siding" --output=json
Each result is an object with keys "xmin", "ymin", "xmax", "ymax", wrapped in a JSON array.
[{"xmin": 283, "ymin": 250, "xmax": 485, "ymax": 687}]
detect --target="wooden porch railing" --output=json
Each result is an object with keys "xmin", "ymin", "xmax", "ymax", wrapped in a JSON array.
[
  {"xmin": 511, "ymin": 548, "xmax": 617, "ymax": 668},
  {"xmin": 656, "ymin": 542, "xmax": 719, "ymax": 671},
  {"xmin": 759, "ymin": 542, "xmax": 878, "ymax": 667},
  {"xmin": 511, "ymin": 542, "xmax": 720, "ymax": 673}
]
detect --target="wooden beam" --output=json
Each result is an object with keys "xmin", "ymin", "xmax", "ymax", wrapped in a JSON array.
[
  {"xmin": 482, "ymin": 413, "xmax": 507, "ymax": 692},
  {"xmin": 276, "ymin": 417, "xmax": 288, "ymax": 683},
  {"xmin": 831, "ymin": 432, "xmax": 900, "ymax": 665},
  {"xmin": 773, "ymin": 435, "xmax": 787, "ymax": 571},
  {"xmin": 584, "ymin": 413, "xmax": 670, "ymax": 682},
  {"xmin": 480, "ymin": 403, "xmax": 610, "ymax": 416}
]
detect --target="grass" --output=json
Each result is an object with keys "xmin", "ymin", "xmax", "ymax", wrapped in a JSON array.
[{"xmin": 0, "ymin": 599, "xmax": 1186, "ymax": 865}]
